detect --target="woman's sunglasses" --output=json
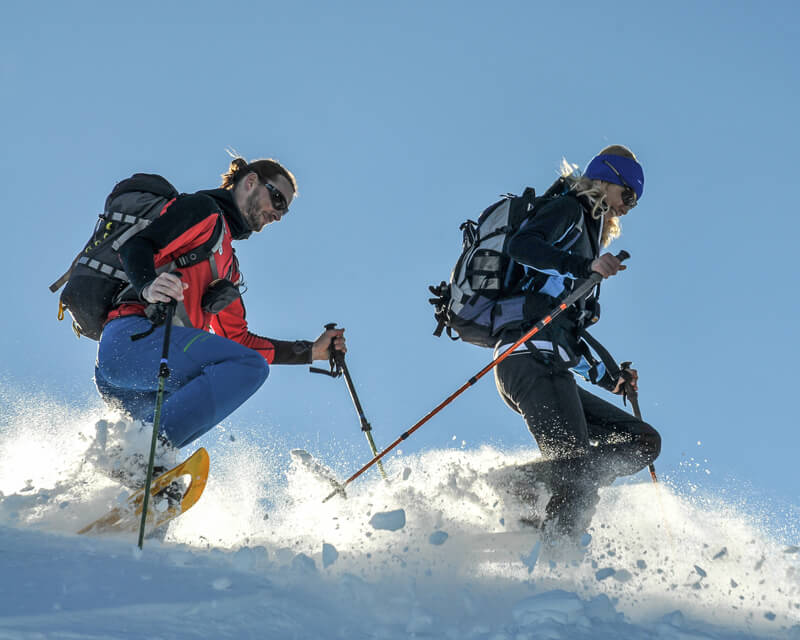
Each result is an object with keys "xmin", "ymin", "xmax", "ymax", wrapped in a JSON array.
[
  {"xmin": 263, "ymin": 182, "xmax": 289, "ymax": 213},
  {"xmin": 602, "ymin": 160, "xmax": 638, "ymax": 208}
]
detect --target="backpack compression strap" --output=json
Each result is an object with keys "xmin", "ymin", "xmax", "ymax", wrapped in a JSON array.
[
  {"xmin": 576, "ymin": 327, "xmax": 621, "ymax": 383},
  {"xmin": 48, "ymin": 203, "xmax": 177, "ymax": 294}
]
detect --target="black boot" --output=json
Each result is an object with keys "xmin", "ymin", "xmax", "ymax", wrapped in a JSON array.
[{"xmin": 540, "ymin": 456, "xmax": 600, "ymax": 542}]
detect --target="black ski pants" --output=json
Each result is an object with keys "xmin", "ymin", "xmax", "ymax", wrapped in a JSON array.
[{"xmin": 494, "ymin": 351, "xmax": 661, "ymax": 533}]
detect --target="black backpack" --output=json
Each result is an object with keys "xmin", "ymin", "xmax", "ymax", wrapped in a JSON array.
[
  {"xmin": 429, "ymin": 178, "xmax": 571, "ymax": 348},
  {"xmin": 50, "ymin": 173, "xmax": 223, "ymax": 340}
]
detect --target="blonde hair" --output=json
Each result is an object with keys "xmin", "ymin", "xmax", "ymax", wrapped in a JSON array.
[{"xmin": 559, "ymin": 144, "xmax": 638, "ymax": 247}]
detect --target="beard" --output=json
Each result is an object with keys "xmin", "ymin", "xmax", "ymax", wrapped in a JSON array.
[{"xmin": 242, "ymin": 190, "xmax": 264, "ymax": 232}]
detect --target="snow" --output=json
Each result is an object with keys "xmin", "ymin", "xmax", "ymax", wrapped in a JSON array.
[{"xmin": 1, "ymin": 399, "xmax": 799, "ymax": 639}]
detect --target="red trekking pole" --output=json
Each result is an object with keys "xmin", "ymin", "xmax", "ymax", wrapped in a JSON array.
[{"xmin": 323, "ymin": 251, "xmax": 630, "ymax": 502}]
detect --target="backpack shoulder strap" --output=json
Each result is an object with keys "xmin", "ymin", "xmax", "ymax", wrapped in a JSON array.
[
  {"xmin": 505, "ymin": 186, "xmax": 537, "ymax": 229},
  {"xmin": 174, "ymin": 214, "xmax": 226, "ymax": 276},
  {"xmin": 577, "ymin": 327, "xmax": 620, "ymax": 381}
]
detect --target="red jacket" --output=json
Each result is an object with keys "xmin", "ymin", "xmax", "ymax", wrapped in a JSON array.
[{"xmin": 106, "ymin": 188, "xmax": 311, "ymax": 365}]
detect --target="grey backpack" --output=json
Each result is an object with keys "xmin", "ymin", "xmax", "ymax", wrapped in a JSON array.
[
  {"xmin": 50, "ymin": 174, "xmax": 223, "ymax": 339},
  {"xmin": 429, "ymin": 179, "xmax": 571, "ymax": 348}
]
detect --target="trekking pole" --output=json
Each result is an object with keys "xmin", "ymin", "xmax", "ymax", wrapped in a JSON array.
[
  {"xmin": 323, "ymin": 251, "xmax": 630, "ymax": 502},
  {"xmin": 619, "ymin": 364, "xmax": 658, "ymax": 484},
  {"xmin": 619, "ymin": 363, "xmax": 673, "ymax": 542},
  {"xmin": 310, "ymin": 323, "xmax": 388, "ymax": 480},
  {"xmin": 137, "ymin": 300, "xmax": 176, "ymax": 549}
]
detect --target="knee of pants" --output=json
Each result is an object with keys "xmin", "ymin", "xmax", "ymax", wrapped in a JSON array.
[
  {"xmin": 640, "ymin": 423, "xmax": 662, "ymax": 464},
  {"xmin": 546, "ymin": 454, "xmax": 594, "ymax": 489},
  {"xmin": 234, "ymin": 351, "xmax": 270, "ymax": 397}
]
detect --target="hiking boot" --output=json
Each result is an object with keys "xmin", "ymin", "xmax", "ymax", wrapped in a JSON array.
[
  {"xmin": 114, "ymin": 453, "xmax": 185, "ymax": 510},
  {"xmin": 541, "ymin": 482, "xmax": 600, "ymax": 544},
  {"xmin": 156, "ymin": 480, "xmax": 184, "ymax": 509}
]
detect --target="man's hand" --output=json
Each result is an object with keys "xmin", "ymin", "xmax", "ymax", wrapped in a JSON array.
[
  {"xmin": 312, "ymin": 327, "xmax": 346, "ymax": 361},
  {"xmin": 142, "ymin": 272, "xmax": 187, "ymax": 304},
  {"xmin": 613, "ymin": 366, "xmax": 638, "ymax": 395},
  {"xmin": 591, "ymin": 252, "xmax": 627, "ymax": 279}
]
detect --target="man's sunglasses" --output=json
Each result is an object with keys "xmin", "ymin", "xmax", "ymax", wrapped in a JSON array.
[
  {"xmin": 264, "ymin": 182, "xmax": 289, "ymax": 213},
  {"xmin": 602, "ymin": 160, "xmax": 638, "ymax": 208}
]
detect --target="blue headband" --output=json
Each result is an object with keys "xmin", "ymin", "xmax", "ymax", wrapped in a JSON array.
[{"xmin": 584, "ymin": 154, "xmax": 645, "ymax": 200}]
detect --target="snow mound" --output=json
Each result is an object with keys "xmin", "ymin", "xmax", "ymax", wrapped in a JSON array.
[{"xmin": 0, "ymin": 393, "xmax": 798, "ymax": 639}]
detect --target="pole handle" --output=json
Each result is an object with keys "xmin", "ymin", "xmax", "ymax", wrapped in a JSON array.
[
  {"xmin": 325, "ymin": 322, "xmax": 346, "ymax": 369},
  {"xmin": 309, "ymin": 322, "xmax": 344, "ymax": 377}
]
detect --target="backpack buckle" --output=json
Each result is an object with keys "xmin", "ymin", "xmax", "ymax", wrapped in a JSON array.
[{"xmin": 428, "ymin": 281, "xmax": 451, "ymax": 337}]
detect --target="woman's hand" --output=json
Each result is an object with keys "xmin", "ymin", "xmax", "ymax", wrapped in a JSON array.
[{"xmin": 591, "ymin": 252, "xmax": 627, "ymax": 279}]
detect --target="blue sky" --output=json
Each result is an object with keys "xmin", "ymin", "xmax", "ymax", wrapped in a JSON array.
[{"xmin": 2, "ymin": 2, "xmax": 798, "ymax": 517}]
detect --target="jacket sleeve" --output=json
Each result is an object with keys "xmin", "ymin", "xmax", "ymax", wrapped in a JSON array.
[
  {"xmin": 211, "ymin": 294, "xmax": 314, "ymax": 365},
  {"xmin": 506, "ymin": 196, "xmax": 595, "ymax": 280},
  {"xmin": 117, "ymin": 194, "xmax": 220, "ymax": 296}
]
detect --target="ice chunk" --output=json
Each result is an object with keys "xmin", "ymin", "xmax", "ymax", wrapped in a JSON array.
[
  {"xmin": 291, "ymin": 553, "xmax": 317, "ymax": 573},
  {"xmin": 369, "ymin": 509, "xmax": 406, "ymax": 531},
  {"xmin": 694, "ymin": 565, "xmax": 707, "ymax": 579},
  {"xmin": 428, "ymin": 530, "xmax": 448, "ymax": 546},
  {"xmin": 230, "ymin": 546, "xmax": 269, "ymax": 573},
  {"xmin": 521, "ymin": 541, "xmax": 541, "ymax": 574},
  {"xmin": 511, "ymin": 590, "xmax": 584, "ymax": 626},
  {"xmin": 322, "ymin": 543, "xmax": 339, "ymax": 568}
]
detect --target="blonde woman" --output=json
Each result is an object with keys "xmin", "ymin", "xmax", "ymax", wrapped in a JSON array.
[{"xmin": 493, "ymin": 145, "xmax": 661, "ymax": 542}]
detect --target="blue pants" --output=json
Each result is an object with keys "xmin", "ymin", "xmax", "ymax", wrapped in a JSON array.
[{"xmin": 95, "ymin": 316, "xmax": 269, "ymax": 448}]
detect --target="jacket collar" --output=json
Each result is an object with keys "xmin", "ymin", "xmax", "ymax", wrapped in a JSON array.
[{"xmin": 198, "ymin": 188, "xmax": 252, "ymax": 240}]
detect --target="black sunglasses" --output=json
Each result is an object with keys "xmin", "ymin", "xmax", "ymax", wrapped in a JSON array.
[
  {"xmin": 602, "ymin": 160, "xmax": 638, "ymax": 208},
  {"xmin": 263, "ymin": 182, "xmax": 289, "ymax": 213}
]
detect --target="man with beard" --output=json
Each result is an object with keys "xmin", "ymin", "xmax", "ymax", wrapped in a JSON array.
[{"xmin": 93, "ymin": 156, "xmax": 345, "ymax": 479}]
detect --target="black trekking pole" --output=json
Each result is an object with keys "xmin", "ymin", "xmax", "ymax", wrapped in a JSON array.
[
  {"xmin": 137, "ymin": 300, "xmax": 176, "ymax": 549},
  {"xmin": 619, "ymin": 363, "xmax": 658, "ymax": 484},
  {"xmin": 323, "ymin": 251, "xmax": 630, "ymax": 502},
  {"xmin": 310, "ymin": 323, "xmax": 388, "ymax": 480},
  {"xmin": 619, "ymin": 364, "xmax": 673, "ymax": 542}
]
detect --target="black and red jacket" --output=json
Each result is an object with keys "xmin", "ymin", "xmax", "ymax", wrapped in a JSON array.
[{"xmin": 106, "ymin": 188, "xmax": 311, "ymax": 365}]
